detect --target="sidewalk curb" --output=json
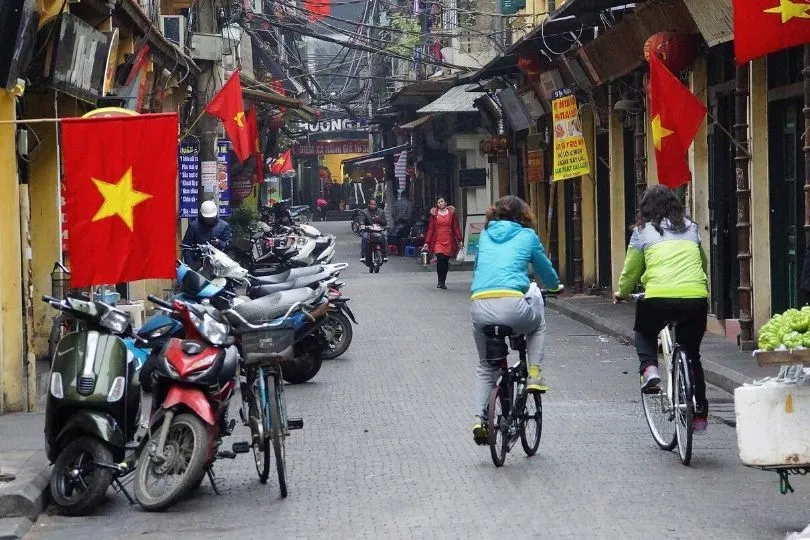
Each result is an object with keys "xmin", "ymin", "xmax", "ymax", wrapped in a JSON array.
[
  {"xmin": 546, "ymin": 298, "xmax": 750, "ymax": 396},
  {"xmin": 0, "ymin": 454, "xmax": 50, "ymax": 539},
  {"xmin": 0, "ymin": 517, "xmax": 34, "ymax": 540}
]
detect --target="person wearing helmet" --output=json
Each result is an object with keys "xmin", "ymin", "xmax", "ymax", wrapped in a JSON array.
[{"xmin": 181, "ymin": 200, "xmax": 232, "ymax": 268}]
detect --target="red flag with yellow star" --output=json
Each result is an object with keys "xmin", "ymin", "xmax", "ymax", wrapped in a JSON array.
[
  {"xmin": 733, "ymin": 0, "xmax": 810, "ymax": 64},
  {"xmin": 648, "ymin": 53, "xmax": 707, "ymax": 189},
  {"xmin": 205, "ymin": 70, "xmax": 251, "ymax": 161},
  {"xmin": 270, "ymin": 149, "xmax": 294, "ymax": 176},
  {"xmin": 246, "ymin": 105, "xmax": 264, "ymax": 185},
  {"xmin": 60, "ymin": 113, "xmax": 178, "ymax": 287}
]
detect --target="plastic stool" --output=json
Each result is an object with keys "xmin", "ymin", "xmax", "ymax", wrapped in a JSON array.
[
  {"xmin": 403, "ymin": 245, "xmax": 417, "ymax": 257},
  {"xmin": 388, "ymin": 244, "xmax": 398, "ymax": 256}
]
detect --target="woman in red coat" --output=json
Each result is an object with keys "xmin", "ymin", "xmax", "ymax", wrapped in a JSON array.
[{"xmin": 424, "ymin": 196, "xmax": 463, "ymax": 289}]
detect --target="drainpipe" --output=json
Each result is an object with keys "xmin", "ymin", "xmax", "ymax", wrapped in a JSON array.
[
  {"xmin": 735, "ymin": 64, "xmax": 754, "ymax": 349},
  {"xmin": 633, "ymin": 72, "xmax": 647, "ymax": 204},
  {"xmin": 804, "ymin": 45, "xmax": 810, "ymax": 304}
]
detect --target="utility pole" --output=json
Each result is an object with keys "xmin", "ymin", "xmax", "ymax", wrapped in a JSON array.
[{"xmin": 195, "ymin": 0, "xmax": 220, "ymax": 205}]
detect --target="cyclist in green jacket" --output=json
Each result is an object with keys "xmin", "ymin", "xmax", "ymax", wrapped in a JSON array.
[{"xmin": 614, "ymin": 185, "xmax": 710, "ymax": 433}]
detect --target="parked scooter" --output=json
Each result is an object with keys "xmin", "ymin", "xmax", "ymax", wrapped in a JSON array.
[
  {"xmin": 321, "ymin": 280, "xmax": 357, "ymax": 360},
  {"xmin": 43, "ymin": 294, "xmax": 142, "ymax": 515}
]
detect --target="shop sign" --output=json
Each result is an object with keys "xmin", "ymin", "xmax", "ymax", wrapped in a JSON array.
[
  {"xmin": 551, "ymin": 92, "xmax": 590, "ymax": 181},
  {"xmin": 292, "ymin": 140, "xmax": 369, "ymax": 155},
  {"xmin": 296, "ymin": 118, "xmax": 368, "ymax": 133},
  {"xmin": 527, "ymin": 150, "xmax": 544, "ymax": 183},
  {"xmin": 50, "ymin": 13, "xmax": 109, "ymax": 102},
  {"xmin": 179, "ymin": 138, "xmax": 200, "ymax": 218},
  {"xmin": 216, "ymin": 138, "xmax": 232, "ymax": 217}
]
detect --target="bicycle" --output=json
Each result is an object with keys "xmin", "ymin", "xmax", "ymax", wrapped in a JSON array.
[
  {"xmin": 628, "ymin": 292, "xmax": 695, "ymax": 466},
  {"xmin": 480, "ymin": 288, "xmax": 558, "ymax": 467},
  {"xmin": 238, "ymin": 319, "xmax": 304, "ymax": 497}
]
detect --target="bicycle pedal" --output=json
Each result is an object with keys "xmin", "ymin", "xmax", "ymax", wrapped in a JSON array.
[
  {"xmin": 223, "ymin": 418, "xmax": 236, "ymax": 436},
  {"xmin": 287, "ymin": 417, "xmax": 304, "ymax": 430},
  {"xmin": 231, "ymin": 441, "xmax": 250, "ymax": 454},
  {"xmin": 216, "ymin": 450, "xmax": 237, "ymax": 460}
]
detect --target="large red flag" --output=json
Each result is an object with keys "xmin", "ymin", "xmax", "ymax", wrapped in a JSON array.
[
  {"xmin": 733, "ymin": 0, "xmax": 810, "ymax": 64},
  {"xmin": 61, "ymin": 113, "xmax": 178, "ymax": 287},
  {"xmin": 304, "ymin": 0, "xmax": 330, "ymax": 21},
  {"xmin": 205, "ymin": 70, "xmax": 252, "ymax": 161},
  {"xmin": 245, "ymin": 106, "xmax": 264, "ymax": 185},
  {"xmin": 270, "ymin": 149, "xmax": 294, "ymax": 176},
  {"xmin": 648, "ymin": 54, "xmax": 707, "ymax": 189}
]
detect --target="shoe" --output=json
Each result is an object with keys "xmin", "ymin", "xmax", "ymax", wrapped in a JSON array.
[
  {"xmin": 526, "ymin": 365, "xmax": 548, "ymax": 392},
  {"xmin": 693, "ymin": 417, "xmax": 708, "ymax": 434},
  {"xmin": 472, "ymin": 416, "xmax": 487, "ymax": 445},
  {"xmin": 640, "ymin": 365, "xmax": 661, "ymax": 394},
  {"xmin": 383, "ymin": 257, "xmax": 389, "ymax": 262},
  {"xmin": 439, "ymin": 282, "xmax": 447, "ymax": 289}
]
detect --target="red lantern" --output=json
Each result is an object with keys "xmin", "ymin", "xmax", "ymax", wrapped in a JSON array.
[
  {"xmin": 643, "ymin": 32, "xmax": 697, "ymax": 73},
  {"xmin": 517, "ymin": 55, "xmax": 545, "ymax": 81},
  {"xmin": 480, "ymin": 140, "xmax": 492, "ymax": 154},
  {"xmin": 268, "ymin": 114, "xmax": 285, "ymax": 132}
]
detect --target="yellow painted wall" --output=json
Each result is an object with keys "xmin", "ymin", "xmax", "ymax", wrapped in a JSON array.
[
  {"xmin": 580, "ymin": 110, "xmax": 596, "ymax": 286},
  {"xmin": 322, "ymin": 153, "xmax": 362, "ymax": 186},
  {"xmin": 750, "ymin": 58, "xmax": 771, "ymax": 332},
  {"xmin": 556, "ymin": 181, "xmax": 567, "ymax": 281},
  {"xmin": 608, "ymin": 110, "xmax": 626, "ymax": 293},
  {"xmin": 0, "ymin": 90, "xmax": 25, "ymax": 412}
]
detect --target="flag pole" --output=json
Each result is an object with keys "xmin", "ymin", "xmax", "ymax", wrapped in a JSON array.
[
  {"xmin": 0, "ymin": 117, "xmax": 62, "ymax": 124},
  {"xmin": 181, "ymin": 109, "xmax": 207, "ymax": 138}
]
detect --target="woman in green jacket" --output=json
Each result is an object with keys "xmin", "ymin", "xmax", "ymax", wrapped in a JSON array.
[{"xmin": 615, "ymin": 185, "xmax": 710, "ymax": 432}]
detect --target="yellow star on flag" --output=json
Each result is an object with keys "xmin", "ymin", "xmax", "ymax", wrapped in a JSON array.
[
  {"xmin": 651, "ymin": 115, "xmax": 675, "ymax": 151},
  {"xmin": 234, "ymin": 111, "xmax": 246, "ymax": 127},
  {"xmin": 91, "ymin": 168, "xmax": 152, "ymax": 231},
  {"xmin": 764, "ymin": 0, "xmax": 810, "ymax": 23}
]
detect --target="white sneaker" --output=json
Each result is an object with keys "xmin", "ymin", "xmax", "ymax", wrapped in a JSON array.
[{"xmin": 640, "ymin": 365, "xmax": 661, "ymax": 394}]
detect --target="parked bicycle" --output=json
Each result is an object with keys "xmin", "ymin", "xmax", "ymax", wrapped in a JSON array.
[
  {"xmin": 630, "ymin": 292, "xmax": 695, "ymax": 466},
  {"xmin": 481, "ymin": 288, "xmax": 558, "ymax": 467}
]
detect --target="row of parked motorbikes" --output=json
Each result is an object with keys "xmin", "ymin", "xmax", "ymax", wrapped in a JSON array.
[{"xmin": 43, "ymin": 216, "xmax": 353, "ymax": 515}]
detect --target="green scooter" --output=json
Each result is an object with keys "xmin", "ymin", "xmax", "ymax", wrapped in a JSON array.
[{"xmin": 43, "ymin": 293, "xmax": 143, "ymax": 515}]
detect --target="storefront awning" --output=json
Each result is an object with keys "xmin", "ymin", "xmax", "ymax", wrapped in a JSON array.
[
  {"xmin": 341, "ymin": 144, "xmax": 409, "ymax": 167},
  {"xmin": 398, "ymin": 114, "xmax": 437, "ymax": 130},
  {"xmin": 550, "ymin": 0, "xmax": 640, "ymax": 19},
  {"xmin": 418, "ymin": 85, "xmax": 485, "ymax": 114}
]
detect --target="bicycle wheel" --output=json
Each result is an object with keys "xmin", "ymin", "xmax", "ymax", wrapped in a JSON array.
[
  {"xmin": 249, "ymin": 370, "xmax": 270, "ymax": 484},
  {"xmin": 673, "ymin": 350, "xmax": 693, "ymax": 466},
  {"xmin": 486, "ymin": 386, "xmax": 509, "ymax": 467},
  {"xmin": 641, "ymin": 331, "xmax": 677, "ymax": 451},
  {"xmin": 268, "ymin": 371, "xmax": 288, "ymax": 497},
  {"xmin": 519, "ymin": 391, "xmax": 542, "ymax": 456}
]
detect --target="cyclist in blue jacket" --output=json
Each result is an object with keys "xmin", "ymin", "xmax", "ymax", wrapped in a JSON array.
[{"xmin": 470, "ymin": 196, "xmax": 562, "ymax": 445}]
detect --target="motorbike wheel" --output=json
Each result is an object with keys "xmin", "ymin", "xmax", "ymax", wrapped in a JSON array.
[
  {"xmin": 352, "ymin": 218, "xmax": 362, "ymax": 237},
  {"xmin": 134, "ymin": 413, "xmax": 210, "ymax": 512},
  {"xmin": 50, "ymin": 436, "xmax": 114, "ymax": 516},
  {"xmin": 366, "ymin": 251, "xmax": 374, "ymax": 274},
  {"xmin": 282, "ymin": 347, "xmax": 323, "ymax": 384},
  {"xmin": 320, "ymin": 311, "xmax": 353, "ymax": 360}
]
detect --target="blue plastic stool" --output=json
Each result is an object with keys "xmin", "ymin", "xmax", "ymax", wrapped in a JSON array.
[{"xmin": 403, "ymin": 246, "xmax": 417, "ymax": 257}]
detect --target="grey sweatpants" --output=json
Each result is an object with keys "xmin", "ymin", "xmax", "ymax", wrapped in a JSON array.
[{"xmin": 471, "ymin": 287, "xmax": 546, "ymax": 416}]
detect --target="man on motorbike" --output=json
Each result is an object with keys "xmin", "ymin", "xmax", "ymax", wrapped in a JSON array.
[
  {"xmin": 181, "ymin": 200, "xmax": 232, "ymax": 269},
  {"xmin": 360, "ymin": 199, "xmax": 388, "ymax": 262}
]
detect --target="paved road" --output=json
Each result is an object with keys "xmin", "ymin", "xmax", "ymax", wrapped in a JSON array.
[{"xmin": 29, "ymin": 222, "xmax": 810, "ymax": 539}]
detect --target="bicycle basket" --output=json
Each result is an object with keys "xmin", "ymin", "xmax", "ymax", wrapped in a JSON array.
[{"xmin": 241, "ymin": 326, "xmax": 295, "ymax": 366}]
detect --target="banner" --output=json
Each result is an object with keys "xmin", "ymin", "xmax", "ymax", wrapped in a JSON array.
[
  {"xmin": 179, "ymin": 138, "xmax": 200, "ymax": 218},
  {"xmin": 215, "ymin": 138, "xmax": 232, "ymax": 217},
  {"xmin": 551, "ymin": 92, "xmax": 590, "ymax": 181},
  {"xmin": 292, "ymin": 141, "xmax": 369, "ymax": 156}
]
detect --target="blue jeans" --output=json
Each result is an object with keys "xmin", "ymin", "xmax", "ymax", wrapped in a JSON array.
[{"xmin": 361, "ymin": 232, "xmax": 387, "ymax": 258}]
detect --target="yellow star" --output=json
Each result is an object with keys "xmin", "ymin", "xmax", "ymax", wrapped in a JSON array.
[
  {"xmin": 764, "ymin": 0, "xmax": 810, "ymax": 23},
  {"xmin": 91, "ymin": 168, "xmax": 152, "ymax": 231},
  {"xmin": 234, "ymin": 111, "xmax": 245, "ymax": 127},
  {"xmin": 651, "ymin": 115, "xmax": 675, "ymax": 151}
]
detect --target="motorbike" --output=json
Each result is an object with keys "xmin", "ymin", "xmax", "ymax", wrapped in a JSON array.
[
  {"xmin": 321, "ymin": 280, "xmax": 357, "ymax": 360},
  {"xmin": 362, "ymin": 224, "xmax": 387, "ymax": 274},
  {"xmin": 287, "ymin": 223, "xmax": 336, "ymax": 267},
  {"xmin": 43, "ymin": 293, "xmax": 142, "ymax": 515}
]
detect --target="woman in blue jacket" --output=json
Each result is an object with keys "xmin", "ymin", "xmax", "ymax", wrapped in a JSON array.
[{"xmin": 470, "ymin": 196, "xmax": 561, "ymax": 444}]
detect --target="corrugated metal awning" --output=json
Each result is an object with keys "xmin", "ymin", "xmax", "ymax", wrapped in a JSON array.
[
  {"xmin": 398, "ymin": 114, "xmax": 437, "ymax": 130},
  {"xmin": 682, "ymin": 0, "xmax": 733, "ymax": 47},
  {"xmin": 418, "ymin": 85, "xmax": 485, "ymax": 114}
]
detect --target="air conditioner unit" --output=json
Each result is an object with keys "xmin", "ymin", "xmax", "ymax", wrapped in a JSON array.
[{"xmin": 160, "ymin": 15, "xmax": 186, "ymax": 51}]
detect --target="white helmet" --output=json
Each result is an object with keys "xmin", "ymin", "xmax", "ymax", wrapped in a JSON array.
[{"xmin": 200, "ymin": 200, "xmax": 218, "ymax": 218}]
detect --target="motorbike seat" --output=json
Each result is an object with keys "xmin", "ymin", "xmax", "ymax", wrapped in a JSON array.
[
  {"xmin": 230, "ymin": 287, "xmax": 320, "ymax": 324},
  {"xmin": 314, "ymin": 237, "xmax": 330, "ymax": 248},
  {"xmin": 249, "ymin": 266, "xmax": 323, "ymax": 285},
  {"xmin": 247, "ymin": 271, "xmax": 332, "ymax": 298}
]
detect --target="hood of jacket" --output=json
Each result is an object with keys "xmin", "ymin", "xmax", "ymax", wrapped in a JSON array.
[{"xmin": 485, "ymin": 220, "xmax": 523, "ymax": 243}]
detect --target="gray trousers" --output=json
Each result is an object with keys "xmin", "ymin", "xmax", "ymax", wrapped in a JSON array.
[{"xmin": 471, "ymin": 290, "xmax": 546, "ymax": 416}]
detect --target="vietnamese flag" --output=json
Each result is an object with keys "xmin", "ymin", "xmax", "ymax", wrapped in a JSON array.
[
  {"xmin": 205, "ymin": 70, "xmax": 252, "ymax": 161},
  {"xmin": 733, "ymin": 0, "xmax": 810, "ymax": 64},
  {"xmin": 270, "ymin": 149, "xmax": 294, "ymax": 176},
  {"xmin": 60, "ymin": 113, "xmax": 178, "ymax": 287},
  {"xmin": 648, "ymin": 54, "xmax": 707, "ymax": 189},
  {"xmin": 246, "ymin": 106, "xmax": 264, "ymax": 185},
  {"xmin": 304, "ymin": 0, "xmax": 330, "ymax": 21}
]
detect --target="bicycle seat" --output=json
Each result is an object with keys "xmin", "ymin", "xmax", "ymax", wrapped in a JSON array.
[{"xmin": 482, "ymin": 325, "xmax": 514, "ymax": 338}]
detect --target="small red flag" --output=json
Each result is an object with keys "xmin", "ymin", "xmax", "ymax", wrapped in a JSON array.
[
  {"xmin": 648, "ymin": 54, "xmax": 707, "ymax": 189},
  {"xmin": 270, "ymin": 149, "xmax": 294, "ymax": 176},
  {"xmin": 61, "ymin": 113, "xmax": 178, "ymax": 287},
  {"xmin": 245, "ymin": 106, "xmax": 264, "ymax": 185},
  {"xmin": 304, "ymin": 0, "xmax": 330, "ymax": 21},
  {"xmin": 205, "ymin": 70, "xmax": 252, "ymax": 161},
  {"xmin": 733, "ymin": 0, "xmax": 810, "ymax": 64}
]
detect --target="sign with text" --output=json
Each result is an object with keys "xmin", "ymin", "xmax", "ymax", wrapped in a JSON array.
[
  {"xmin": 178, "ymin": 138, "xmax": 200, "ymax": 218},
  {"xmin": 551, "ymin": 94, "xmax": 590, "ymax": 181},
  {"xmin": 459, "ymin": 168, "xmax": 486, "ymax": 188},
  {"xmin": 216, "ymin": 138, "xmax": 232, "ymax": 217},
  {"xmin": 527, "ymin": 150, "xmax": 545, "ymax": 183},
  {"xmin": 295, "ymin": 118, "xmax": 368, "ymax": 134},
  {"xmin": 292, "ymin": 140, "xmax": 369, "ymax": 156}
]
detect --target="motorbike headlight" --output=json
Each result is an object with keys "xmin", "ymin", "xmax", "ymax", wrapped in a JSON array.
[
  {"xmin": 100, "ymin": 309, "xmax": 130, "ymax": 333},
  {"xmin": 297, "ymin": 237, "xmax": 306, "ymax": 245},
  {"xmin": 50, "ymin": 372, "xmax": 63, "ymax": 399},
  {"xmin": 190, "ymin": 311, "xmax": 230, "ymax": 346},
  {"xmin": 149, "ymin": 326, "xmax": 169, "ymax": 339}
]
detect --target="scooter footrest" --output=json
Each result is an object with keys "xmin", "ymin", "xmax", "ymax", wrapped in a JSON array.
[
  {"xmin": 232, "ymin": 441, "xmax": 250, "ymax": 454},
  {"xmin": 216, "ymin": 450, "xmax": 237, "ymax": 459},
  {"xmin": 223, "ymin": 418, "xmax": 236, "ymax": 436},
  {"xmin": 287, "ymin": 417, "xmax": 304, "ymax": 430}
]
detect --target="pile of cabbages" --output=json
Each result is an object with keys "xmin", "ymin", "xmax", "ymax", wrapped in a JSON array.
[{"xmin": 758, "ymin": 307, "xmax": 810, "ymax": 351}]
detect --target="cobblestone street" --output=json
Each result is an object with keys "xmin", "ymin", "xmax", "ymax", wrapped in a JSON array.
[{"xmin": 27, "ymin": 223, "xmax": 810, "ymax": 539}]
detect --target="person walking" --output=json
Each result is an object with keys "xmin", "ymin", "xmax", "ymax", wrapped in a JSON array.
[{"xmin": 424, "ymin": 196, "xmax": 463, "ymax": 289}]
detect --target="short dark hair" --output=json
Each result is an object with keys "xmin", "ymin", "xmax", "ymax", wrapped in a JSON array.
[
  {"xmin": 635, "ymin": 185, "xmax": 686, "ymax": 234},
  {"xmin": 485, "ymin": 196, "xmax": 535, "ymax": 229}
]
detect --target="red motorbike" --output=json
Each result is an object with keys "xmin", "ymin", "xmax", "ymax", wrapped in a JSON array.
[{"xmin": 134, "ymin": 295, "xmax": 246, "ymax": 511}]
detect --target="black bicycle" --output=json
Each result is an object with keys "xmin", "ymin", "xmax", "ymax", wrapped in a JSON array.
[{"xmin": 481, "ymin": 288, "xmax": 558, "ymax": 467}]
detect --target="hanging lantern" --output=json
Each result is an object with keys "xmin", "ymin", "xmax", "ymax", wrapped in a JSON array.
[
  {"xmin": 480, "ymin": 140, "xmax": 492, "ymax": 154},
  {"xmin": 643, "ymin": 32, "xmax": 698, "ymax": 73},
  {"xmin": 517, "ymin": 55, "xmax": 545, "ymax": 81},
  {"xmin": 268, "ymin": 114, "xmax": 286, "ymax": 132}
]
